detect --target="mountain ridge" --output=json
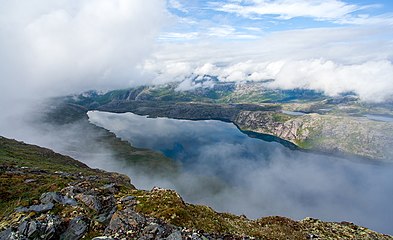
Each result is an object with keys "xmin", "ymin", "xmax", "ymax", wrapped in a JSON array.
[
  {"xmin": 1, "ymin": 136, "xmax": 392, "ymax": 239},
  {"xmin": 63, "ymin": 82, "xmax": 393, "ymax": 161}
]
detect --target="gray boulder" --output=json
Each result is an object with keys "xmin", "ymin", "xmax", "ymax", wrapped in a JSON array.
[
  {"xmin": 15, "ymin": 203, "xmax": 54, "ymax": 213},
  {"xmin": 1, "ymin": 215, "xmax": 62, "ymax": 240},
  {"xmin": 75, "ymin": 194, "xmax": 102, "ymax": 212},
  {"xmin": 40, "ymin": 192, "xmax": 77, "ymax": 206},
  {"xmin": 60, "ymin": 216, "xmax": 89, "ymax": 240}
]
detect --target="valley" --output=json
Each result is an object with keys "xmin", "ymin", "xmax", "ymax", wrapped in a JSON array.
[{"xmin": 63, "ymin": 80, "xmax": 393, "ymax": 161}]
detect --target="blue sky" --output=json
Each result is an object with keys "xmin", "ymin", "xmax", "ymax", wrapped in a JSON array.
[
  {"xmin": 0, "ymin": 0, "xmax": 392, "ymax": 103},
  {"xmin": 162, "ymin": 0, "xmax": 393, "ymax": 41},
  {"xmin": 143, "ymin": 0, "xmax": 393, "ymax": 102}
]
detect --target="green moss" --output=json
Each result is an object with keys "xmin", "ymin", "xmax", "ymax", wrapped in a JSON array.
[
  {"xmin": 0, "ymin": 136, "xmax": 133, "ymax": 219},
  {"xmin": 0, "ymin": 172, "xmax": 70, "ymax": 218},
  {"xmin": 271, "ymin": 113, "xmax": 292, "ymax": 123}
]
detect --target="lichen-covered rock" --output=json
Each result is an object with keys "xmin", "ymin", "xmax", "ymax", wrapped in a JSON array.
[
  {"xmin": 105, "ymin": 207, "xmax": 146, "ymax": 238},
  {"xmin": 61, "ymin": 186, "xmax": 84, "ymax": 198},
  {"xmin": 0, "ymin": 215, "xmax": 63, "ymax": 240},
  {"xmin": 40, "ymin": 192, "xmax": 77, "ymax": 206},
  {"xmin": 0, "ymin": 228, "xmax": 18, "ymax": 240},
  {"xmin": 75, "ymin": 193, "xmax": 102, "ymax": 212},
  {"xmin": 166, "ymin": 230, "xmax": 182, "ymax": 240},
  {"xmin": 104, "ymin": 206, "xmax": 182, "ymax": 239},
  {"xmin": 15, "ymin": 203, "xmax": 54, "ymax": 213},
  {"xmin": 60, "ymin": 216, "xmax": 89, "ymax": 240}
]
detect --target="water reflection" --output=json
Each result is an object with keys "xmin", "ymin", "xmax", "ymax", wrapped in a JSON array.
[
  {"xmin": 88, "ymin": 111, "xmax": 393, "ymax": 234},
  {"xmin": 90, "ymin": 112, "xmax": 289, "ymax": 181},
  {"xmin": 365, "ymin": 114, "xmax": 393, "ymax": 122},
  {"xmin": 281, "ymin": 110, "xmax": 306, "ymax": 116}
]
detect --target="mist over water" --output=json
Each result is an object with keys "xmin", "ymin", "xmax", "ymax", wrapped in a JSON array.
[{"xmin": 87, "ymin": 111, "xmax": 393, "ymax": 234}]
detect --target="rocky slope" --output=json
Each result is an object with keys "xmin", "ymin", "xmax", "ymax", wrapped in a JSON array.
[
  {"xmin": 234, "ymin": 111, "xmax": 393, "ymax": 160},
  {"xmin": 1, "ymin": 136, "xmax": 392, "ymax": 239}
]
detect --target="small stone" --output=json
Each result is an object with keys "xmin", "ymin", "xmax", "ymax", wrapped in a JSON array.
[
  {"xmin": 61, "ymin": 186, "xmax": 84, "ymax": 198},
  {"xmin": 24, "ymin": 179, "xmax": 36, "ymax": 183},
  {"xmin": 143, "ymin": 223, "xmax": 161, "ymax": 235},
  {"xmin": 92, "ymin": 237, "xmax": 116, "ymax": 240},
  {"xmin": 166, "ymin": 231, "xmax": 182, "ymax": 240},
  {"xmin": 120, "ymin": 196, "xmax": 134, "ymax": 202},
  {"xmin": 102, "ymin": 183, "xmax": 116, "ymax": 189},
  {"xmin": 15, "ymin": 203, "xmax": 54, "ymax": 213},
  {"xmin": 40, "ymin": 192, "xmax": 63, "ymax": 204}
]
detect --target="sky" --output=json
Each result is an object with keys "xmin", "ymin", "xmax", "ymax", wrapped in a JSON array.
[
  {"xmin": 0, "ymin": 0, "xmax": 392, "ymax": 102},
  {"xmin": 151, "ymin": 0, "xmax": 393, "ymax": 102},
  {"xmin": 163, "ymin": 0, "xmax": 393, "ymax": 41}
]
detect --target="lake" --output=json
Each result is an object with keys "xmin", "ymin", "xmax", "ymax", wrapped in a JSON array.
[
  {"xmin": 365, "ymin": 114, "xmax": 393, "ymax": 122},
  {"xmin": 87, "ymin": 110, "xmax": 393, "ymax": 234},
  {"xmin": 281, "ymin": 110, "xmax": 306, "ymax": 116}
]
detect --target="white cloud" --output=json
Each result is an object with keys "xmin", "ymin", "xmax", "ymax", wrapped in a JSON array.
[
  {"xmin": 175, "ymin": 77, "xmax": 216, "ymax": 91},
  {"xmin": 269, "ymin": 59, "xmax": 393, "ymax": 102},
  {"xmin": 143, "ymin": 27, "xmax": 393, "ymax": 102},
  {"xmin": 209, "ymin": 0, "xmax": 374, "ymax": 22},
  {"xmin": 335, "ymin": 13, "xmax": 393, "ymax": 25},
  {"xmin": 206, "ymin": 25, "xmax": 261, "ymax": 39},
  {"xmin": 168, "ymin": 0, "xmax": 189, "ymax": 13},
  {"xmin": 158, "ymin": 32, "xmax": 200, "ymax": 41},
  {"xmin": 194, "ymin": 63, "xmax": 221, "ymax": 76},
  {"xmin": 0, "ymin": 0, "xmax": 167, "ymax": 99}
]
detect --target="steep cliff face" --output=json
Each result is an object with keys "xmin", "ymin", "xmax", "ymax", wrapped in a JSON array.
[
  {"xmin": 1, "ymin": 136, "xmax": 392, "ymax": 239},
  {"xmin": 234, "ymin": 111, "xmax": 393, "ymax": 160},
  {"xmin": 234, "ymin": 111, "xmax": 310, "ymax": 142}
]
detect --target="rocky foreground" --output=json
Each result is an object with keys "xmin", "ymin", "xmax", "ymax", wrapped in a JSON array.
[{"xmin": 1, "ymin": 136, "xmax": 392, "ymax": 239}]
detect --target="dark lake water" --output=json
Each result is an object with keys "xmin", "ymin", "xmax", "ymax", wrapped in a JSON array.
[
  {"xmin": 87, "ymin": 111, "xmax": 393, "ymax": 235},
  {"xmin": 365, "ymin": 114, "xmax": 393, "ymax": 122}
]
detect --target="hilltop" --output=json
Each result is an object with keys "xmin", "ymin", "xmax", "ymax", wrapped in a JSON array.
[{"xmin": 0, "ymin": 136, "xmax": 392, "ymax": 239}]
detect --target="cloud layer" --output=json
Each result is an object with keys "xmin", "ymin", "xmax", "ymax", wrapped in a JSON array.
[
  {"xmin": 0, "ymin": 0, "xmax": 167, "ymax": 99},
  {"xmin": 210, "ymin": 0, "xmax": 362, "ymax": 21},
  {"xmin": 208, "ymin": 0, "xmax": 393, "ymax": 25},
  {"xmin": 87, "ymin": 111, "xmax": 393, "ymax": 234},
  {"xmin": 144, "ymin": 26, "xmax": 393, "ymax": 102}
]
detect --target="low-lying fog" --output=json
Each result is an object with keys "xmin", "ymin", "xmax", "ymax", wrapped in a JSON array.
[
  {"xmin": 85, "ymin": 111, "xmax": 393, "ymax": 235},
  {"xmin": 2, "ymin": 105, "xmax": 392, "ymax": 235}
]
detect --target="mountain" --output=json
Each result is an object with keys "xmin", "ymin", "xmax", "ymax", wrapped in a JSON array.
[
  {"xmin": 1, "ymin": 136, "xmax": 392, "ymax": 239},
  {"xmin": 62, "ymin": 80, "xmax": 393, "ymax": 161}
]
